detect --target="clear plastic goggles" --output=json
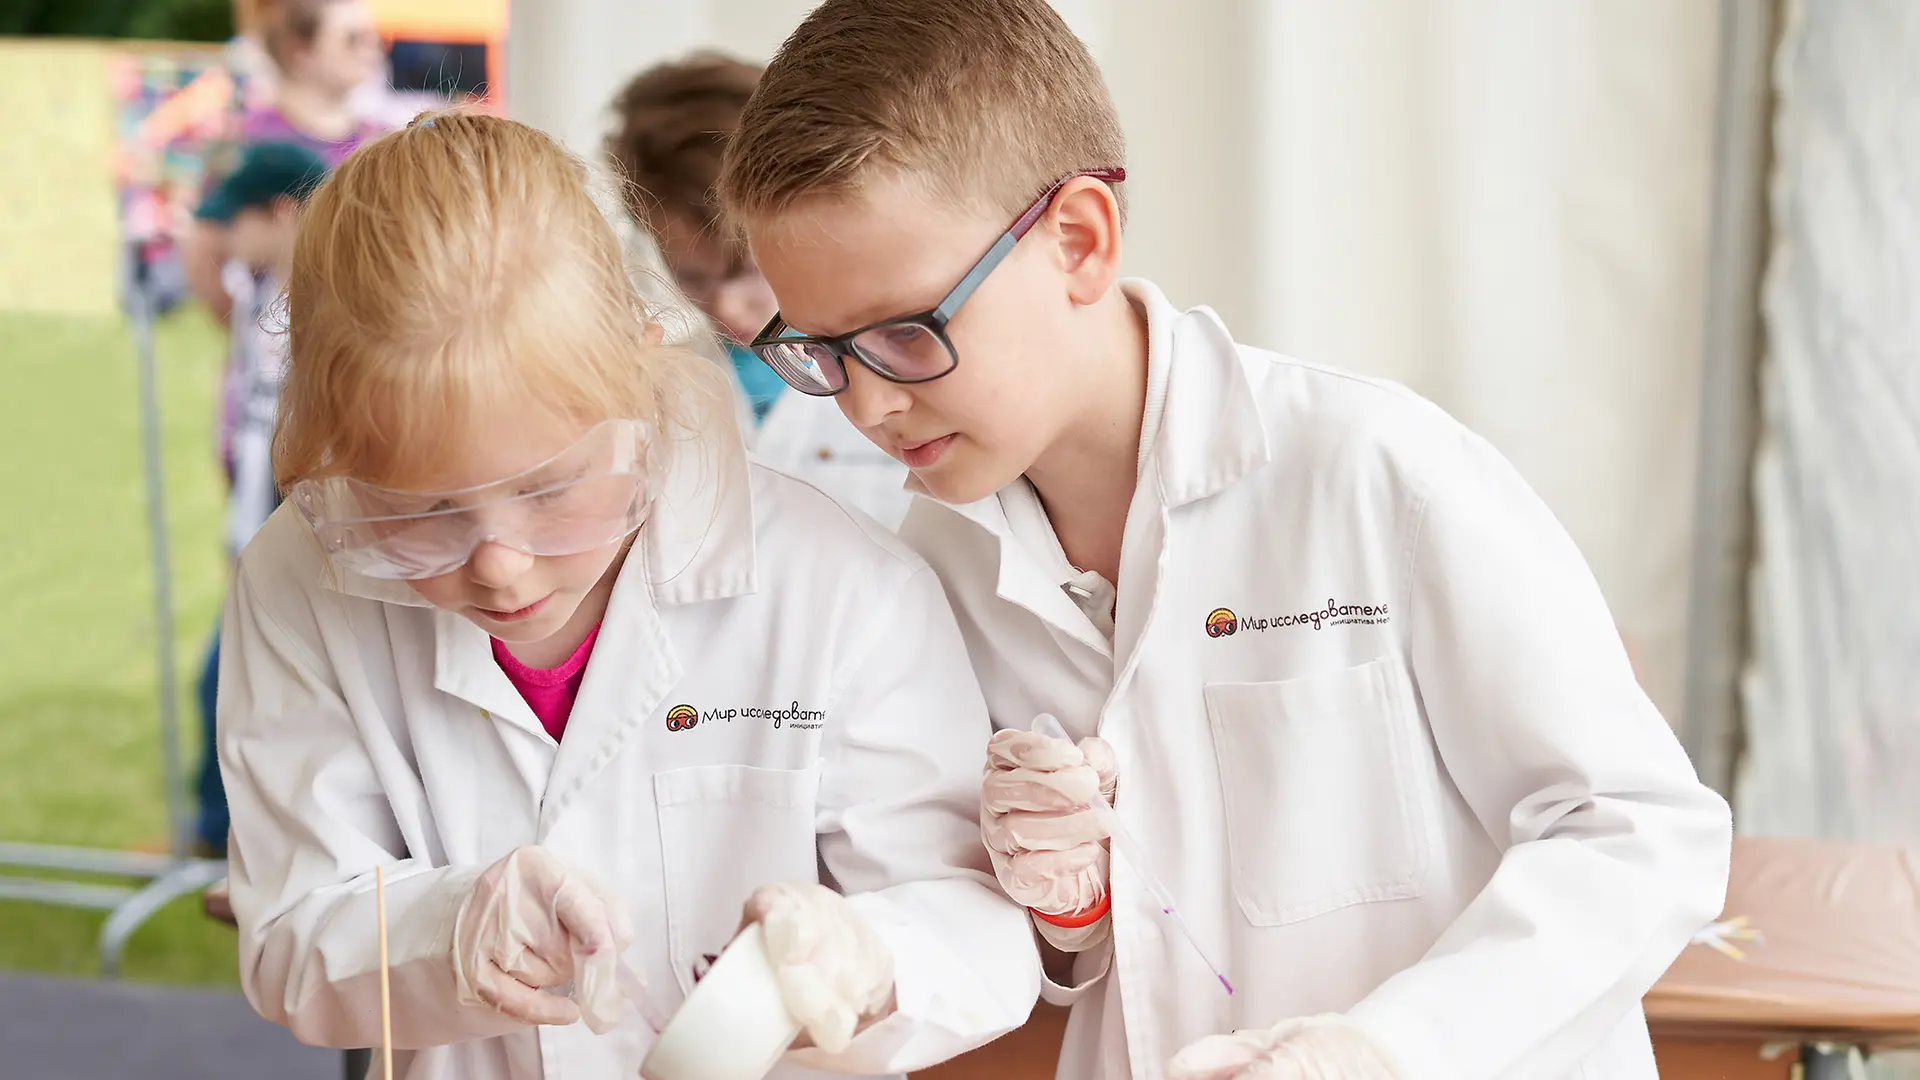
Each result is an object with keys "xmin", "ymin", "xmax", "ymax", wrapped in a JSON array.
[{"xmin": 290, "ymin": 419, "xmax": 653, "ymax": 581}]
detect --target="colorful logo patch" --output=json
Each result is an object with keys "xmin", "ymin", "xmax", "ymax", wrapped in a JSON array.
[
  {"xmin": 665, "ymin": 704, "xmax": 699, "ymax": 732},
  {"xmin": 1206, "ymin": 598, "xmax": 1392, "ymax": 639}
]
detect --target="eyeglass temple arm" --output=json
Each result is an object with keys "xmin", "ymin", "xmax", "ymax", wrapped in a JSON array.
[
  {"xmin": 935, "ymin": 230, "xmax": 1019, "ymax": 323},
  {"xmin": 750, "ymin": 312, "xmax": 788, "ymax": 347},
  {"xmin": 933, "ymin": 168, "xmax": 1126, "ymax": 324}
]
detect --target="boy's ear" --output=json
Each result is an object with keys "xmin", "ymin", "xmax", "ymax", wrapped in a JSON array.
[
  {"xmin": 1044, "ymin": 177, "xmax": 1124, "ymax": 306},
  {"xmin": 272, "ymin": 195, "xmax": 303, "ymax": 222}
]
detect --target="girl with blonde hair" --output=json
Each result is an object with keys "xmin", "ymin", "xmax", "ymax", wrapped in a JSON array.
[{"xmin": 218, "ymin": 112, "xmax": 1038, "ymax": 1080}]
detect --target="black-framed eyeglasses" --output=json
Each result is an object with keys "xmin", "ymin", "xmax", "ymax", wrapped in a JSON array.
[{"xmin": 748, "ymin": 167, "xmax": 1127, "ymax": 397}]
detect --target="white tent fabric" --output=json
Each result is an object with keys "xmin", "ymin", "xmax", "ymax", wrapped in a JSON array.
[
  {"xmin": 1739, "ymin": 0, "xmax": 1920, "ymax": 843},
  {"xmin": 1239, "ymin": 2, "xmax": 1720, "ymax": 725}
]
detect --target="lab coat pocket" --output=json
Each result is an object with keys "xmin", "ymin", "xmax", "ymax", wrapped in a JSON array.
[
  {"xmin": 1204, "ymin": 656, "xmax": 1428, "ymax": 927},
  {"xmin": 654, "ymin": 762, "xmax": 823, "ymax": 992}
]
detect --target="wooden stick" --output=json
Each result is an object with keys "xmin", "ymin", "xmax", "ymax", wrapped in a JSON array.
[{"xmin": 377, "ymin": 865, "xmax": 393, "ymax": 1080}]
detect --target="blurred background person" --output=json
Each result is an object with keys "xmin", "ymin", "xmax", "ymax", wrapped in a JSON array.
[
  {"xmin": 181, "ymin": 0, "xmax": 394, "ymax": 857},
  {"xmin": 606, "ymin": 52, "xmax": 913, "ymax": 528},
  {"xmin": 187, "ymin": 0, "xmax": 388, "ymax": 327},
  {"xmin": 183, "ymin": 140, "xmax": 328, "ymax": 857}
]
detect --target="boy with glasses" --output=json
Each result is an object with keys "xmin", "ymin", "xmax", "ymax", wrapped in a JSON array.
[{"xmin": 717, "ymin": 1, "xmax": 1733, "ymax": 1078}]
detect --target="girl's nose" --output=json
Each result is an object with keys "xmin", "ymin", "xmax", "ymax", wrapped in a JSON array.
[{"xmin": 466, "ymin": 541, "xmax": 536, "ymax": 589}]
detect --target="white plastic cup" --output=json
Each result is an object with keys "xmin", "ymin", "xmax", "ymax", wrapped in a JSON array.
[{"xmin": 640, "ymin": 923, "xmax": 804, "ymax": 1080}]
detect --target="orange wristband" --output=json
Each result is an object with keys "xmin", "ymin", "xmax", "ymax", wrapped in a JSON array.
[{"xmin": 1032, "ymin": 893, "xmax": 1112, "ymax": 929}]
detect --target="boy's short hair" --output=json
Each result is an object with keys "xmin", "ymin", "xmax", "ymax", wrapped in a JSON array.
[
  {"xmin": 606, "ymin": 52, "xmax": 763, "ymax": 239},
  {"xmin": 717, "ymin": 0, "xmax": 1124, "ymax": 227}
]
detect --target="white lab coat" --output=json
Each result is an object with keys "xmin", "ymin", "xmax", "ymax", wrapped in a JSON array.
[
  {"xmin": 751, "ymin": 388, "xmax": 914, "ymax": 530},
  {"xmin": 899, "ymin": 281, "xmax": 1733, "ymax": 1080},
  {"xmin": 217, "ymin": 432, "xmax": 1039, "ymax": 1080}
]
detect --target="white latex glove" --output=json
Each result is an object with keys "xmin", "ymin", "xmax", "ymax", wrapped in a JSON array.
[
  {"xmin": 1167, "ymin": 1015, "xmax": 1407, "ymax": 1080},
  {"xmin": 981, "ymin": 722, "xmax": 1119, "ymax": 949},
  {"xmin": 743, "ymin": 882, "xmax": 896, "ymax": 1054},
  {"xmin": 451, "ymin": 846, "xmax": 636, "ymax": 1032}
]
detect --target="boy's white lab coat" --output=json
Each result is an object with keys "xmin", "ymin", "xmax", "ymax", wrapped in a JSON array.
[
  {"xmin": 753, "ymin": 388, "xmax": 913, "ymax": 529},
  {"xmin": 900, "ymin": 281, "xmax": 1733, "ymax": 1080},
  {"xmin": 218, "ymin": 437, "xmax": 1039, "ymax": 1080}
]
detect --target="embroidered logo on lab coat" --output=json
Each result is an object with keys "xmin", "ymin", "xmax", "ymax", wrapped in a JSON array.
[
  {"xmin": 664, "ymin": 701, "xmax": 827, "ymax": 731},
  {"xmin": 1206, "ymin": 599, "xmax": 1390, "ymax": 638}
]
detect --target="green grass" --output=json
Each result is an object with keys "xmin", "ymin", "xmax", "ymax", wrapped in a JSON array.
[{"xmin": 0, "ymin": 308, "xmax": 239, "ymax": 985}]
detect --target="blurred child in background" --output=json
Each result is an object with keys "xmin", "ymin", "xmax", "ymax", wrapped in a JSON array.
[
  {"xmin": 607, "ymin": 54, "xmax": 912, "ymax": 528},
  {"xmin": 186, "ymin": 140, "xmax": 329, "ymax": 856}
]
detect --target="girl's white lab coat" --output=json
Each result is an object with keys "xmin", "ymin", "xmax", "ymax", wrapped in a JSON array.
[
  {"xmin": 218, "ymin": 436, "xmax": 1039, "ymax": 1080},
  {"xmin": 900, "ymin": 281, "xmax": 1733, "ymax": 1080}
]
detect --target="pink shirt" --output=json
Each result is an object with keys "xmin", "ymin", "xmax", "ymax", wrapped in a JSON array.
[{"xmin": 492, "ymin": 625, "xmax": 600, "ymax": 742}]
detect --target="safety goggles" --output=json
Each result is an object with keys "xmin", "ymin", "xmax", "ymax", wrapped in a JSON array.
[
  {"xmin": 290, "ymin": 419, "xmax": 653, "ymax": 581},
  {"xmin": 748, "ymin": 167, "xmax": 1126, "ymax": 396}
]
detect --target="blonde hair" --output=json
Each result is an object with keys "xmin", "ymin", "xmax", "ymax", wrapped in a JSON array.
[
  {"xmin": 717, "ymin": 0, "xmax": 1125, "ymax": 226},
  {"xmin": 276, "ymin": 110, "xmax": 722, "ymax": 490}
]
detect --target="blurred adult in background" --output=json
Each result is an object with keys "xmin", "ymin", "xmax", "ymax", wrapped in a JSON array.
[
  {"xmin": 229, "ymin": 0, "xmax": 437, "ymax": 127},
  {"xmin": 189, "ymin": 0, "xmax": 387, "ymax": 325},
  {"xmin": 606, "ymin": 53, "xmax": 913, "ymax": 528}
]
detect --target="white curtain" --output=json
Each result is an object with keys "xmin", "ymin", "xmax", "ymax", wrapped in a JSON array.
[
  {"xmin": 1739, "ymin": 0, "xmax": 1920, "ymax": 843},
  {"xmin": 508, "ymin": 0, "xmax": 1721, "ymax": 727},
  {"xmin": 1106, "ymin": 0, "xmax": 1721, "ymax": 724}
]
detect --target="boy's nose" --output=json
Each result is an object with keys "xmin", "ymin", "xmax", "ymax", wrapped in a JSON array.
[
  {"xmin": 466, "ymin": 541, "xmax": 536, "ymax": 589},
  {"xmin": 837, "ymin": 360, "xmax": 911, "ymax": 431}
]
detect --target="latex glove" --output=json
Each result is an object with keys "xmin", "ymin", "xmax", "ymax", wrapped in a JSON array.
[
  {"xmin": 451, "ymin": 846, "xmax": 636, "ymax": 1032},
  {"xmin": 981, "ymin": 722, "xmax": 1119, "ymax": 948},
  {"xmin": 743, "ymin": 882, "xmax": 896, "ymax": 1055},
  {"xmin": 1168, "ymin": 1015, "xmax": 1407, "ymax": 1080}
]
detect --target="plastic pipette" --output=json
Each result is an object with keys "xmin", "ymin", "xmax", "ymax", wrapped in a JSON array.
[{"xmin": 1031, "ymin": 715, "xmax": 1234, "ymax": 994}]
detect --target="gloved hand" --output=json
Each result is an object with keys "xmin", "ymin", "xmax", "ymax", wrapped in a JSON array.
[
  {"xmin": 743, "ymin": 882, "xmax": 896, "ymax": 1054},
  {"xmin": 981, "ymin": 719, "xmax": 1119, "ymax": 951},
  {"xmin": 451, "ymin": 846, "xmax": 636, "ymax": 1032},
  {"xmin": 1167, "ymin": 1014, "xmax": 1406, "ymax": 1080}
]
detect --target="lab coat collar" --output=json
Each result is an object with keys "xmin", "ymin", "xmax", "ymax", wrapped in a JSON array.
[
  {"xmin": 911, "ymin": 279, "xmax": 1270, "ymax": 598},
  {"xmin": 425, "ymin": 521, "xmax": 689, "ymax": 832},
  {"xmin": 636, "ymin": 422, "xmax": 759, "ymax": 606},
  {"xmin": 908, "ymin": 279, "xmax": 1269, "ymax": 516},
  {"xmin": 1128, "ymin": 278, "xmax": 1272, "ymax": 509},
  {"xmin": 424, "ymin": 429, "xmax": 756, "ymax": 829},
  {"xmin": 317, "ymin": 426, "xmax": 757, "ymax": 781}
]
